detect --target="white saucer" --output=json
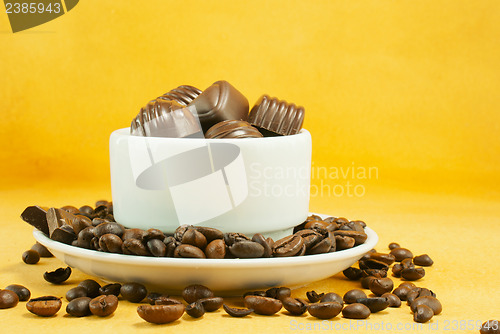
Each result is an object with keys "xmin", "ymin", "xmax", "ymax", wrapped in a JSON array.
[{"xmin": 33, "ymin": 213, "xmax": 378, "ymax": 294}]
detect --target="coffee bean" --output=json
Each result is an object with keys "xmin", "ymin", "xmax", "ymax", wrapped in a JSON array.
[
  {"xmin": 381, "ymin": 293, "xmax": 401, "ymax": 307},
  {"xmin": 229, "ymin": 240, "xmax": 265, "ymax": 258},
  {"xmin": 399, "ymin": 282, "xmax": 417, "ymax": 290},
  {"xmin": 223, "ymin": 304, "xmax": 253, "ymax": 317},
  {"xmin": 60, "ymin": 205, "xmax": 79, "ymax": 214},
  {"xmin": 480, "ymin": 320, "xmax": 500, "ymax": 334},
  {"xmin": 388, "ymin": 242, "xmax": 400, "ymax": 250},
  {"xmin": 122, "ymin": 228, "xmax": 148, "ymax": 241},
  {"xmin": 359, "ymin": 259, "xmax": 390, "ymax": 271},
  {"xmin": 99, "ymin": 283, "xmax": 121, "ymax": 296},
  {"xmin": 79, "ymin": 205, "xmax": 94, "ymax": 216},
  {"xmin": 122, "ymin": 238, "xmax": 150, "ymax": 256},
  {"xmin": 244, "ymin": 295, "xmax": 282, "ymax": 315},
  {"xmin": 66, "ymin": 286, "xmax": 88, "ymax": 301},
  {"xmin": 71, "ymin": 215, "xmax": 92, "ymax": 235},
  {"xmin": 89, "ymin": 295, "xmax": 119, "ymax": 317},
  {"xmin": 320, "ymin": 292, "xmax": 343, "ymax": 306},
  {"xmin": 182, "ymin": 285, "xmax": 213, "ymax": 304},
  {"xmin": 390, "ymin": 247, "xmax": 413, "ymax": 262},
  {"xmin": 392, "ymin": 286, "xmax": 411, "ymax": 301},
  {"xmin": 93, "ymin": 222, "xmax": 125, "ymax": 238},
  {"xmin": 66, "ymin": 296, "xmax": 92, "ymax": 317},
  {"xmin": 342, "ymin": 303, "xmax": 371, "ymax": 319},
  {"xmin": 335, "ymin": 235, "xmax": 355, "ymax": 250},
  {"xmin": 0, "ymin": 290, "xmax": 19, "ymax": 309},
  {"xmin": 369, "ymin": 277, "xmax": 394, "ymax": 296},
  {"xmin": 194, "ymin": 226, "xmax": 224, "ymax": 243},
  {"xmin": 266, "ymin": 287, "xmax": 291, "ymax": 301},
  {"xmin": 5, "ymin": 284, "xmax": 30, "ymax": 301},
  {"xmin": 51, "ymin": 225, "xmax": 77, "ymax": 244},
  {"xmin": 185, "ymin": 301, "xmax": 205, "ymax": 318},
  {"xmin": 413, "ymin": 254, "xmax": 434, "ymax": 266},
  {"xmin": 243, "ymin": 290, "xmax": 267, "ymax": 298},
  {"xmin": 137, "ymin": 304, "xmax": 185, "ymax": 324},
  {"xmin": 205, "ymin": 239, "xmax": 226, "ymax": 259},
  {"xmin": 121, "ymin": 283, "xmax": 147, "ymax": 303},
  {"xmin": 308, "ymin": 302, "xmax": 342, "ymax": 319},
  {"xmin": 401, "ymin": 257, "xmax": 415, "ymax": 269},
  {"xmin": 333, "ymin": 230, "xmax": 367, "ymax": 245},
  {"xmin": 31, "ymin": 243, "xmax": 53, "ymax": 257},
  {"xmin": 294, "ymin": 229, "xmax": 323, "ymax": 251},
  {"xmin": 174, "ymin": 244, "xmax": 206, "ymax": 258},
  {"xmin": 26, "ymin": 296, "xmax": 62, "ymax": 317},
  {"xmin": 356, "ymin": 297, "xmax": 389, "ymax": 313},
  {"xmin": 342, "ymin": 267, "xmax": 363, "ymax": 281},
  {"xmin": 401, "ymin": 267, "xmax": 425, "ymax": 281},
  {"xmin": 410, "ymin": 296, "xmax": 442, "ymax": 315},
  {"xmin": 306, "ymin": 290, "xmax": 324, "ymax": 303},
  {"xmin": 392, "ymin": 263, "xmax": 403, "ymax": 277},
  {"xmin": 154, "ymin": 297, "xmax": 183, "ymax": 305},
  {"xmin": 74, "ymin": 227, "xmax": 95, "ymax": 249},
  {"xmin": 407, "ymin": 288, "xmax": 436, "ymax": 305},
  {"xmin": 99, "ymin": 234, "xmax": 123, "ymax": 253},
  {"xmin": 22, "ymin": 249, "xmax": 40, "ymax": 264},
  {"xmin": 368, "ymin": 252, "xmax": 396, "ymax": 266},
  {"xmin": 163, "ymin": 236, "xmax": 180, "ymax": 257},
  {"xmin": 413, "ymin": 304, "xmax": 434, "ymax": 323},
  {"xmin": 272, "ymin": 235, "xmax": 304, "ymax": 257},
  {"xmin": 174, "ymin": 224, "xmax": 192, "ymax": 242},
  {"xmin": 182, "ymin": 229, "xmax": 208, "ymax": 250},
  {"xmin": 44, "ymin": 267, "xmax": 71, "ymax": 284},
  {"xmin": 197, "ymin": 297, "xmax": 223, "ymax": 312},
  {"xmin": 146, "ymin": 238, "xmax": 167, "ymax": 257},
  {"xmin": 308, "ymin": 237, "xmax": 333, "ymax": 254},
  {"xmin": 78, "ymin": 279, "xmax": 101, "ymax": 298},
  {"xmin": 145, "ymin": 292, "xmax": 167, "ymax": 305},
  {"xmin": 343, "ymin": 289, "xmax": 367, "ymax": 304},
  {"xmin": 252, "ymin": 233, "xmax": 273, "ymax": 257},
  {"xmin": 361, "ymin": 276, "xmax": 377, "ymax": 289},
  {"xmin": 282, "ymin": 297, "xmax": 308, "ymax": 315}
]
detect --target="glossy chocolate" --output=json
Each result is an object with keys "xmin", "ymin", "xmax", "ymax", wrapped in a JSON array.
[
  {"xmin": 159, "ymin": 85, "xmax": 202, "ymax": 106},
  {"xmin": 248, "ymin": 95, "xmax": 304, "ymax": 136},
  {"xmin": 205, "ymin": 120, "xmax": 263, "ymax": 139}
]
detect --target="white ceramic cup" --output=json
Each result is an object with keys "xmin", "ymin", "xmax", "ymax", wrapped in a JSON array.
[{"xmin": 109, "ymin": 128, "xmax": 311, "ymax": 239}]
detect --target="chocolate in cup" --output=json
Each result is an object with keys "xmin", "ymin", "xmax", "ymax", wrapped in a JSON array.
[
  {"xmin": 205, "ymin": 120, "xmax": 263, "ymax": 139},
  {"xmin": 248, "ymin": 95, "xmax": 305, "ymax": 136},
  {"xmin": 159, "ymin": 85, "xmax": 202, "ymax": 106},
  {"xmin": 188, "ymin": 80, "xmax": 249, "ymax": 133}
]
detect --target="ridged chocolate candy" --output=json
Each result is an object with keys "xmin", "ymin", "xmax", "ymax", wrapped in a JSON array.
[
  {"xmin": 159, "ymin": 85, "xmax": 202, "ymax": 106},
  {"xmin": 205, "ymin": 120, "xmax": 263, "ymax": 139},
  {"xmin": 248, "ymin": 95, "xmax": 304, "ymax": 136}
]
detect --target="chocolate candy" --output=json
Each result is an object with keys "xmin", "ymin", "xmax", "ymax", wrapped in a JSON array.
[
  {"xmin": 205, "ymin": 120, "xmax": 263, "ymax": 139},
  {"xmin": 188, "ymin": 80, "xmax": 249, "ymax": 132},
  {"xmin": 130, "ymin": 99, "xmax": 202, "ymax": 138},
  {"xmin": 248, "ymin": 95, "xmax": 304, "ymax": 136},
  {"xmin": 21, "ymin": 206, "xmax": 49, "ymax": 235},
  {"xmin": 159, "ymin": 85, "xmax": 202, "ymax": 106}
]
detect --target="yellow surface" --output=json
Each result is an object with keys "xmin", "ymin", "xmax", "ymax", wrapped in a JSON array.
[{"xmin": 0, "ymin": 1, "xmax": 499, "ymax": 333}]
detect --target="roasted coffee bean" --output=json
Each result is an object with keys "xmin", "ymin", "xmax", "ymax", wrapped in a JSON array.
[
  {"xmin": 363, "ymin": 268, "xmax": 388, "ymax": 278},
  {"xmin": 308, "ymin": 302, "xmax": 342, "ymax": 319},
  {"xmin": 399, "ymin": 282, "xmax": 417, "ymax": 290},
  {"xmin": 388, "ymin": 242, "xmax": 400, "ymax": 250},
  {"xmin": 369, "ymin": 277, "xmax": 394, "ymax": 296},
  {"xmin": 265, "ymin": 287, "xmax": 291, "ymax": 301},
  {"xmin": 401, "ymin": 257, "xmax": 415, "ymax": 268},
  {"xmin": 5, "ymin": 284, "xmax": 30, "ymax": 301},
  {"xmin": 229, "ymin": 240, "xmax": 265, "ymax": 258},
  {"xmin": 320, "ymin": 292, "xmax": 343, "ymax": 306},
  {"xmin": 74, "ymin": 226, "xmax": 95, "ymax": 249},
  {"xmin": 154, "ymin": 297, "xmax": 183, "ymax": 305},
  {"xmin": 343, "ymin": 267, "xmax": 364, "ymax": 280},
  {"xmin": 392, "ymin": 263, "xmax": 403, "ymax": 277},
  {"xmin": 356, "ymin": 297, "xmax": 389, "ymax": 313},
  {"xmin": 406, "ymin": 288, "xmax": 436, "ymax": 305},
  {"xmin": 308, "ymin": 237, "xmax": 332, "ymax": 254},
  {"xmin": 306, "ymin": 290, "xmax": 324, "ymax": 303},
  {"xmin": 22, "ymin": 249, "xmax": 40, "ymax": 264},
  {"xmin": 390, "ymin": 247, "xmax": 413, "ymax": 262},
  {"xmin": 368, "ymin": 252, "xmax": 396, "ymax": 266},
  {"xmin": 144, "ymin": 228, "xmax": 165, "ymax": 241},
  {"xmin": 243, "ymin": 290, "xmax": 267, "ymax": 298},
  {"xmin": 61, "ymin": 205, "xmax": 80, "ymax": 214},
  {"xmin": 99, "ymin": 283, "xmax": 121, "ymax": 296},
  {"xmin": 163, "ymin": 236, "xmax": 180, "ymax": 257},
  {"xmin": 0, "ymin": 289, "xmax": 19, "ymax": 309},
  {"xmin": 174, "ymin": 224, "xmax": 192, "ymax": 242},
  {"xmin": 339, "ymin": 221, "xmax": 365, "ymax": 232},
  {"xmin": 410, "ymin": 296, "xmax": 442, "ymax": 315},
  {"xmin": 413, "ymin": 254, "xmax": 434, "ymax": 266},
  {"xmin": 122, "ymin": 228, "xmax": 148, "ymax": 241},
  {"xmin": 480, "ymin": 320, "xmax": 500, "ymax": 334},
  {"xmin": 244, "ymin": 295, "xmax": 282, "ymax": 315},
  {"xmin": 44, "ymin": 267, "xmax": 71, "ymax": 284},
  {"xmin": 89, "ymin": 295, "xmax": 118, "ymax": 317},
  {"xmin": 182, "ymin": 284, "xmax": 214, "ymax": 303},
  {"xmin": 174, "ymin": 244, "xmax": 206, "ymax": 258},
  {"xmin": 26, "ymin": 296, "xmax": 62, "ymax": 317},
  {"xmin": 93, "ymin": 222, "xmax": 125, "ymax": 238},
  {"xmin": 381, "ymin": 293, "xmax": 401, "ymax": 307},
  {"xmin": 224, "ymin": 232, "xmax": 251, "ymax": 246},
  {"xmin": 146, "ymin": 238, "xmax": 167, "ymax": 257},
  {"xmin": 359, "ymin": 259, "xmax": 389, "ymax": 270},
  {"xmin": 121, "ymin": 283, "xmax": 147, "ymax": 303},
  {"xmin": 182, "ymin": 229, "xmax": 208, "ymax": 250},
  {"xmin": 122, "ymin": 238, "xmax": 150, "ymax": 256},
  {"xmin": 92, "ymin": 218, "xmax": 110, "ymax": 227},
  {"xmin": 272, "ymin": 235, "xmax": 304, "ymax": 257},
  {"xmin": 95, "ymin": 200, "xmax": 109, "ymax": 209},
  {"xmin": 194, "ymin": 226, "xmax": 224, "ymax": 243},
  {"xmin": 293, "ymin": 229, "xmax": 322, "ymax": 251},
  {"xmin": 344, "ymin": 289, "xmax": 367, "ymax": 304},
  {"xmin": 66, "ymin": 286, "xmax": 88, "ymax": 301},
  {"xmin": 413, "ymin": 304, "xmax": 434, "ymax": 323},
  {"xmin": 145, "ymin": 292, "xmax": 167, "ymax": 305},
  {"xmin": 401, "ymin": 267, "xmax": 425, "ymax": 281},
  {"xmin": 342, "ymin": 303, "xmax": 371, "ymax": 319},
  {"xmin": 66, "ymin": 297, "xmax": 92, "ymax": 317},
  {"xmin": 333, "ymin": 230, "xmax": 367, "ymax": 245},
  {"xmin": 78, "ymin": 279, "xmax": 101, "ymax": 298},
  {"xmin": 361, "ymin": 276, "xmax": 377, "ymax": 289},
  {"xmin": 199, "ymin": 297, "xmax": 223, "ymax": 312},
  {"xmin": 31, "ymin": 242, "xmax": 53, "ymax": 257},
  {"xmin": 282, "ymin": 297, "xmax": 308, "ymax": 315},
  {"xmin": 99, "ymin": 233, "xmax": 123, "ymax": 253},
  {"xmin": 392, "ymin": 285, "xmax": 412, "ymax": 301},
  {"xmin": 223, "ymin": 304, "xmax": 253, "ymax": 317},
  {"xmin": 79, "ymin": 205, "xmax": 94, "ymax": 216},
  {"xmin": 335, "ymin": 235, "xmax": 355, "ymax": 250},
  {"xmin": 252, "ymin": 233, "xmax": 273, "ymax": 257},
  {"xmin": 205, "ymin": 239, "xmax": 226, "ymax": 259},
  {"xmin": 304, "ymin": 220, "xmax": 329, "ymax": 230},
  {"xmin": 186, "ymin": 301, "xmax": 205, "ymax": 318},
  {"xmin": 137, "ymin": 304, "xmax": 185, "ymax": 324}
]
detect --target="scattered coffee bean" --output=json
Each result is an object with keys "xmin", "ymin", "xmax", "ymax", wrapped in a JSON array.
[
  {"xmin": 282, "ymin": 297, "xmax": 308, "ymax": 315},
  {"xmin": 480, "ymin": 320, "xmax": 500, "ymax": 334},
  {"xmin": 399, "ymin": 282, "xmax": 417, "ymax": 290},
  {"xmin": 144, "ymin": 293, "xmax": 166, "ymax": 305},
  {"xmin": 369, "ymin": 252, "xmax": 396, "ymax": 266},
  {"xmin": 361, "ymin": 276, "xmax": 377, "ymax": 289},
  {"xmin": 26, "ymin": 296, "xmax": 62, "ymax": 317},
  {"xmin": 356, "ymin": 297, "xmax": 389, "ymax": 313},
  {"xmin": 31, "ymin": 243, "xmax": 53, "ymax": 257},
  {"xmin": 413, "ymin": 304, "xmax": 434, "ymax": 323},
  {"xmin": 392, "ymin": 263, "xmax": 403, "ymax": 277},
  {"xmin": 413, "ymin": 254, "xmax": 434, "ymax": 266},
  {"xmin": 66, "ymin": 286, "xmax": 88, "ymax": 301},
  {"xmin": 343, "ymin": 267, "xmax": 364, "ymax": 280},
  {"xmin": 137, "ymin": 304, "xmax": 185, "ymax": 324},
  {"xmin": 308, "ymin": 302, "xmax": 342, "ymax": 319},
  {"xmin": 343, "ymin": 289, "xmax": 367, "ymax": 304},
  {"xmin": 89, "ymin": 295, "xmax": 119, "ymax": 317},
  {"xmin": 390, "ymin": 247, "xmax": 413, "ymax": 262},
  {"xmin": 244, "ymin": 295, "xmax": 282, "ymax": 315},
  {"xmin": 342, "ymin": 303, "xmax": 371, "ymax": 319},
  {"xmin": 121, "ymin": 282, "xmax": 147, "ymax": 303},
  {"xmin": 0, "ymin": 289, "xmax": 19, "ymax": 309},
  {"xmin": 306, "ymin": 290, "xmax": 324, "ymax": 303},
  {"xmin": 43, "ymin": 267, "xmax": 71, "ymax": 284},
  {"xmin": 381, "ymin": 293, "xmax": 401, "ymax": 307},
  {"xmin": 22, "ymin": 249, "xmax": 40, "ymax": 264},
  {"xmin": 66, "ymin": 297, "xmax": 92, "ymax": 317},
  {"xmin": 78, "ymin": 279, "xmax": 101, "ymax": 298},
  {"xmin": 5, "ymin": 284, "xmax": 30, "ymax": 301},
  {"xmin": 388, "ymin": 242, "xmax": 400, "ymax": 250},
  {"xmin": 266, "ymin": 287, "xmax": 291, "ymax": 301},
  {"xmin": 182, "ymin": 284, "xmax": 214, "ymax": 303},
  {"xmin": 154, "ymin": 297, "xmax": 183, "ymax": 305},
  {"xmin": 223, "ymin": 304, "xmax": 253, "ymax": 317},
  {"xmin": 185, "ymin": 301, "xmax": 205, "ymax": 318},
  {"xmin": 406, "ymin": 288, "xmax": 435, "ymax": 305},
  {"xmin": 99, "ymin": 283, "xmax": 122, "ymax": 296},
  {"xmin": 410, "ymin": 296, "xmax": 442, "ymax": 315},
  {"xmin": 392, "ymin": 285, "xmax": 411, "ymax": 301},
  {"xmin": 199, "ymin": 297, "xmax": 223, "ymax": 312},
  {"xmin": 369, "ymin": 277, "xmax": 394, "ymax": 296},
  {"xmin": 243, "ymin": 290, "xmax": 267, "ymax": 298},
  {"xmin": 401, "ymin": 267, "xmax": 425, "ymax": 281},
  {"xmin": 320, "ymin": 292, "xmax": 343, "ymax": 306}
]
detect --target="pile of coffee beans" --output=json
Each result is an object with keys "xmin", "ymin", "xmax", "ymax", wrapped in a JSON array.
[{"xmin": 21, "ymin": 202, "xmax": 370, "ymax": 259}]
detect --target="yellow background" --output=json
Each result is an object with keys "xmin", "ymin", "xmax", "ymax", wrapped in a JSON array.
[{"xmin": 0, "ymin": 1, "xmax": 499, "ymax": 333}]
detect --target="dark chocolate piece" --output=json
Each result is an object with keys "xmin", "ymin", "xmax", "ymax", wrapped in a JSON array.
[
  {"xmin": 46, "ymin": 208, "xmax": 79, "ymax": 237},
  {"xmin": 205, "ymin": 120, "xmax": 263, "ymax": 139},
  {"xmin": 130, "ymin": 99, "xmax": 202, "ymax": 138},
  {"xmin": 21, "ymin": 206, "xmax": 49, "ymax": 235},
  {"xmin": 248, "ymin": 95, "xmax": 304, "ymax": 136},
  {"xmin": 188, "ymin": 80, "xmax": 249, "ymax": 133},
  {"xmin": 159, "ymin": 85, "xmax": 202, "ymax": 106}
]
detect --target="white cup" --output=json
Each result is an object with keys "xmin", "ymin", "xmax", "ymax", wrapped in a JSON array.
[{"xmin": 109, "ymin": 128, "xmax": 311, "ymax": 239}]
